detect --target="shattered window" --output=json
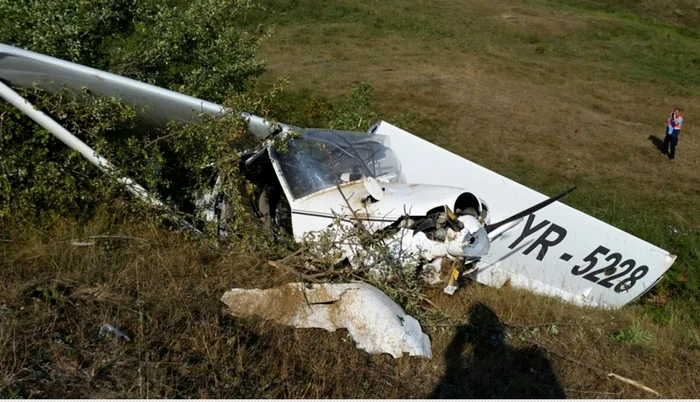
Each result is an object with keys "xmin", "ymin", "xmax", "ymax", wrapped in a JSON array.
[{"xmin": 271, "ymin": 130, "xmax": 403, "ymax": 200}]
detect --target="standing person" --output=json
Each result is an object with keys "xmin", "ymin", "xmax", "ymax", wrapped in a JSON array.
[{"xmin": 662, "ymin": 107, "xmax": 684, "ymax": 160}]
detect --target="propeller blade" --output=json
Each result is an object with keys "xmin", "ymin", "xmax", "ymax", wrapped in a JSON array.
[{"xmin": 484, "ymin": 186, "xmax": 576, "ymax": 233}]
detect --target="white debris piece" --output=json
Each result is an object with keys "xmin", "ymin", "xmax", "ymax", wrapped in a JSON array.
[
  {"xmin": 221, "ymin": 282, "xmax": 432, "ymax": 358},
  {"xmin": 99, "ymin": 323, "xmax": 131, "ymax": 342}
]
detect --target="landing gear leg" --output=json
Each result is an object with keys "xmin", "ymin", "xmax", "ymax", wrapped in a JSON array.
[
  {"xmin": 443, "ymin": 259, "xmax": 479, "ymax": 295},
  {"xmin": 257, "ymin": 184, "xmax": 293, "ymax": 237}
]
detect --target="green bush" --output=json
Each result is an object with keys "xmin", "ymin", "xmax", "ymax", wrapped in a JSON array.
[
  {"xmin": 0, "ymin": 0, "xmax": 267, "ymax": 103},
  {"xmin": 0, "ymin": 89, "xmax": 141, "ymax": 224},
  {"xmin": 0, "ymin": 0, "xmax": 140, "ymax": 67},
  {"xmin": 611, "ymin": 321, "xmax": 655, "ymax": 346},
  {"xmin": 0, "ymin": 86, "xmax": 259, "ymax": 230},
  {"xmin": 0, "ymin": 0, "xmax": 269, "ymax": 229},
  {"xmin": 107, "ymin": 0, "xmax": 268, "ymax": 102}
]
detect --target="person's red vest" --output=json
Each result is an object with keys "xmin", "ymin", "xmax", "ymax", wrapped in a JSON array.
[{"xmin": 673, "ymin": 113, "xmax": 683, "ymax": 130}]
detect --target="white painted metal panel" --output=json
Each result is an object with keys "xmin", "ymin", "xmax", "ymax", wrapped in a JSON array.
[
  {"xmin": 0, "ymin": 44, "xmax": 225, "ymax": 127},
  {"xmin": 372, "ymin": 121, "xmax": 675, "ymax": 308}
]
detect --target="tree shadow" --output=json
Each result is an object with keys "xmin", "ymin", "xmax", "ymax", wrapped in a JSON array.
[
  {"xmin": 429, "ymin": 303, "xmax": 566, "ymax": 399},
  {"xmin": 648, "ymin": 134, "xmax": 665, "ymax": 153}
]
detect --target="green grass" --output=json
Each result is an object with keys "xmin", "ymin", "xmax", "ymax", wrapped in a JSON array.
[
  {"xmin": 247, "ymin": 0, "xmax": 700, "ymax": 314},
  {"xmin": 246, "ymin": 0, "xmax": 700, "ymax": 90}
]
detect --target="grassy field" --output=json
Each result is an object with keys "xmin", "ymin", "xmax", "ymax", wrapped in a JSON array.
[
  {"xmin": 250, "ymin": 0, "xmax": 700, "ymax": 306},
  {"xmin": 2, "ymin": 0, "xmax": 700, "ymax": 398}
]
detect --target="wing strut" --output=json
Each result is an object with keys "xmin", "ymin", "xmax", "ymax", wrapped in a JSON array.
[{"xmin": 0, "ymin": 80, "xmax": 199, "ymax": 234}]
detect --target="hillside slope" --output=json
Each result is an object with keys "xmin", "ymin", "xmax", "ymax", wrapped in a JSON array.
[{"xmin": 1, "ymin": 0, "xmax": 699, "ymax": 398}]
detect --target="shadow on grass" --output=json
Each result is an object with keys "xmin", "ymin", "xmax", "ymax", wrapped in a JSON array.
[
  {"xmin": 429, "ymin": 303, "xmax": 566, "ymax": 399},
  {"xmin": 648, "ymin": 134, "xmax": 665, "ymax": 153}
]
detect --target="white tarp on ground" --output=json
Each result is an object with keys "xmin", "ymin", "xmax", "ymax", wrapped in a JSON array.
[{"xmin": 221, "ymin": 282, "xmax": 432, "ymax": 358}]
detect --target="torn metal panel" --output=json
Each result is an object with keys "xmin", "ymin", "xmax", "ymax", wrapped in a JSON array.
[{"xmin": 221, "ymin": 282, "xmax": 432, "ymax": 359}]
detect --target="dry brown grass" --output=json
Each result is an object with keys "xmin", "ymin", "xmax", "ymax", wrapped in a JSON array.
[
  {"xmin": 0, "ymin": 218, "xmax": 435, "ymax": 398},
  {"xmin": 428, "ymin": 284, "xmax": 700, "ymax": 398},
  {"xmin": 1, "ymin": 216, "xmax": 698, "ymax": 398},
  {"xmin": 257, "ymin": 0, "xmax": 700, "ymax": 226}
]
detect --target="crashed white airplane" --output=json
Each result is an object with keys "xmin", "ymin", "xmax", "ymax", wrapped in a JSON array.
[{"xmin": 0, "ymin": 44, "xmax": 676, "ymax": 309}]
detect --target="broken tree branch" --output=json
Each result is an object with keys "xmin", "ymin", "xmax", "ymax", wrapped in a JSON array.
[
  {"xmin": 86, "ymin": 235, "xmax": 148, "ymax": 242},
  {"xmin": 507, "ymin": 321, "xmax": 586, "ymax": 330},
  {"xmin": 268, "ymin": 260, "xmax": 322, "ymax": 283},
  {"xmin": 435, "ymin": 301, "xmax": 608, "ymax": 329},
  {"xmin": 65, "ymin": 234, "xmax": 149, "ymax": 247},
  {"xmin": 418, "ymin": 294, "xmax": 441, "ymax": 311},
  {"xmin": 144, "ymin": 132, "xmax": 177, "ymax": 148},
  {"xmin": 277, "ymin": 245, "xmax": 310, "ymax": 263},
  {"xmin": 435, "ymin": 320, "xmax": 585, "ymax": 328},
  {"xmin": 268, "ymin": 260, "xmax": 351, "ymax": 283},
  {"xmin": 525, "ymin": 339, "xmax": 661, "ymax": 397}
]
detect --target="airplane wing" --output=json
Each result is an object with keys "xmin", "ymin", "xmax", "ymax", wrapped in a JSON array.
[
  {"xmin": 0, "ymin": 44, "xmax": 225, "ymax": 128},
  {"xmin": 371, "ymin": 121, "xmax": 676, "ymax": 308}
]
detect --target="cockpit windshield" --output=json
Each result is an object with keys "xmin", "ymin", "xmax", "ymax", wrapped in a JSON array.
[{"xmin": 270, "ymin": 129, "xmax": 404, "ymax": 200}]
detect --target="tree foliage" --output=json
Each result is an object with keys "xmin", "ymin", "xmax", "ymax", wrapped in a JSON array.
[
  {"xmin": 0, "ymin": 89, "xmax": 140, "ymax": 224},
  {"xmin": 0, "ymin": 0, "xmax": 139, "ymax": 67},
  {"xmin": 0, "ymin": 0, "xmax": 267, "ymax": 103},
  {"xmin": 108, "ymin": 0, "xmax": 268, "ymax": 102},
  {"xmin": 0, "ymin": 0, "xmax": 271, "ymax": 228},
  {"xmin": 0, "ymin": 83, "xmax": 287, "ymax": 230}
]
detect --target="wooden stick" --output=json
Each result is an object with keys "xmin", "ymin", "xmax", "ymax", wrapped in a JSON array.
[
  {"xmin": 607, "ymin": 373, "xmax": 662, "ymax": 396},
  {"xmin": 435, "ymin": 321, "xmax": 585, "ymax": 329},
  {"xmin": 418, "ymin": 294, "xmax": 440, "ymax": 310},
  {"xmin": 277, "ymin": 245, "xmax": 310, "ymax": 263},
  {"xmin": 267, "ymin": 260, "xmax": 355, "ymax": 284},
  {"xmin": 525, "ymin": 339, "xmax": 661, "ymax": 397},
  {"xmin": 65, "ymin": 235, "xmax": 149, "ymax": 245},
  {"xmin": 506, "ymin": 321, "xmax": 587, "ymax": 330},
  {"xmin": 87, "ymin": 235, "xmax": 148, "ymax": 242},
  {"xmin": 564, "ymin": 388, "xmax": 621, "ymax": 396}
]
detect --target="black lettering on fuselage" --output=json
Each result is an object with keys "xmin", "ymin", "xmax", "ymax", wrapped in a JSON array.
[
  {"xmin": 508, "ymin": 214, "xmax": 550, "ymax": 250},
  {"xmin": 522, "ymin": 223, "xmax": 568, "ymax": 261}
]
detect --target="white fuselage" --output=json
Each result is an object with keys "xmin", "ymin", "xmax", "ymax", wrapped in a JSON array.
[{"xmin": 288, "ymin": 181, "xmax": 481, "ymax": 236}]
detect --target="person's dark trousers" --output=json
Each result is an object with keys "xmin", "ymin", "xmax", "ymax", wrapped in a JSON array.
[{"xmin": 663, "ymin": 132, "xmax": 680, "ymax": 159}]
